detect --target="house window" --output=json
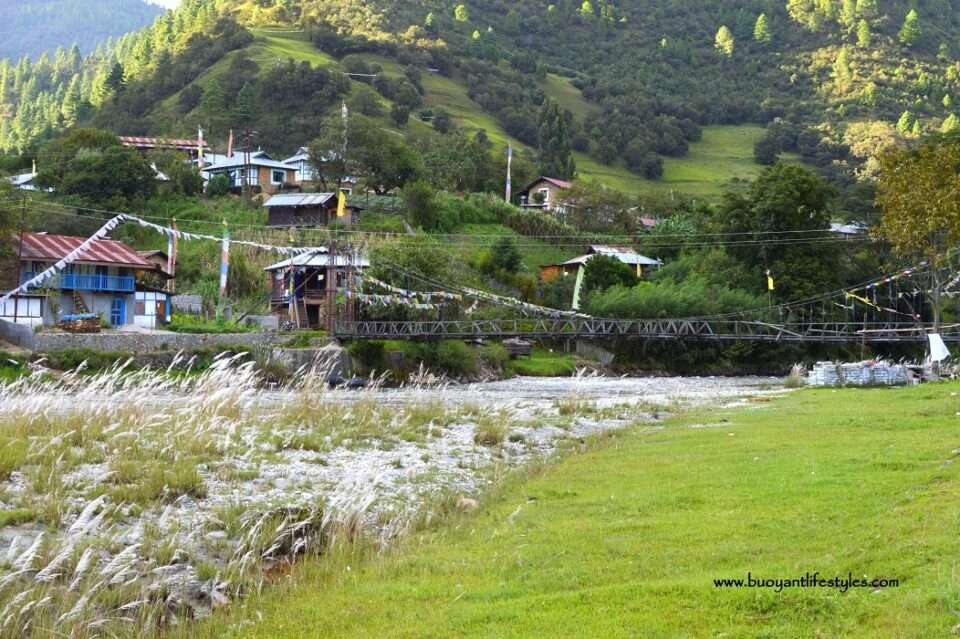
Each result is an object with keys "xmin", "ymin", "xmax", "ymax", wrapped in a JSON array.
[
  {"xmin": 340, "ymin": 187, "xmax": 352, "ymax": 196},
  {"xmin": 538, "ymin": 188, "xmax": 550, "ymax": 203},
  {"xmin": 271, "ymin": 170, "xmax": 286, "ymax": 185}
]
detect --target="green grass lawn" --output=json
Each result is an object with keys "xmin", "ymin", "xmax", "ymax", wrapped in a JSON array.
[
  {"xmin": 541, "ymin": 73, "xmax": 596, "ymax": 122},
  {"xmin": 507, "ymin": 348, "xmax": 578, "ymax": 377},
  {"xmin": 454, "ymin": 223, "xmax": 580, "ymax": 272},
  {"xmin": 576, "ymin": 125, "xmax": 771, "ymax": 200},
  {"xmin": 194, "ymin": 382, "xmax": 960, "ymax": 638}
]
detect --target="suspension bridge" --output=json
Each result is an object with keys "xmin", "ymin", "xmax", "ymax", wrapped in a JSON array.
[{"xmin": 333, "ymin": 257, "xmax": 960, "ymax": 344}]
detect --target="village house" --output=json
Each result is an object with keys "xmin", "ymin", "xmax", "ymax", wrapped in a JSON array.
[
  {"xmin": 519, "ymin": 177, "xmax": 572, "ymax": 214},
  {"xmin": 263, "ymin": 193, "xmax": 361, "ymax": 228},
  {"xmin": 201, "ymin": 151, "xmax": 296, "ymax": 195},
  {"xmin": 539, "ymin": 245, "xmax": 662, "ymax": 283},
  {"xmin": 283, "ymin": 147, "xmax": 360, "ymax": 193},
  {"xmin": 1, "ymin": 232, "xmax": 172, "ymax": 329},
  {"xmin": 265, "ymin": 250, "xmax": 369, "ymax": 329}
]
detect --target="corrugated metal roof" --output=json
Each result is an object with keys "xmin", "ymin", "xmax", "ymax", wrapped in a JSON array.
[
  {"xmin": 560, "ymin": 252, "xmax": 661, "ymax": 267},
  {"xmin": 17, "ymin": 232, "xmax": 155, "ymax": 269},
  {"xmin": 263, "ymin": 193, "xmax": 336, "ymax": 208},
  {"xmin": 202, "ymin": 152, "xmax": 291, "ymax": 171},
  {"xmin": 264, "ymin": 250, "xmax": 369, "ymax": 272}
]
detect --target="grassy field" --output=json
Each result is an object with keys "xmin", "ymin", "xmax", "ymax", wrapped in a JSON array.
[
  {"xmin": 196, "ymin": 382, "xmax": 960, "ymax": 638},
  {"xmin": 507, "ymin": 348, "xmax": 578, "ymax": 377},
  {"xmin": 454, "ymin": 223, "xmax": 580, "ymax": 272},
  {"xmin": 541, "ymin": 73, "xmax": 596, "ymax": 122}
]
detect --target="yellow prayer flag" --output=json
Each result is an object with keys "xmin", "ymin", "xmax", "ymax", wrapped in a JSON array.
[
  {"xmin": 766, "ymin": 271, "xmax": 775, "ymax": 291},
  {"xmin": 336, "ymin": 190, "xmax": 347, "ymax": 218}
]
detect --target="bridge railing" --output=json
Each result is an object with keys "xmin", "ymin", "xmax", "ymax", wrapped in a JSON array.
[{"xmin": 335, "ymin": 319, "xmax": 959, "ymax": 343}]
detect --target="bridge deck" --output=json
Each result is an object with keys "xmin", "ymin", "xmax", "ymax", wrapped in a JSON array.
[{"xmin": 335, "ymin": 319, "xmax": 959, "ymax": 343}]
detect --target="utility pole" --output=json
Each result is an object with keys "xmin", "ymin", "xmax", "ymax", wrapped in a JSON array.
[
  {"xmin": 12, "ymin": 197, "xmax": 25, "ymax": 324},
  {"xmin": 326, "ymin": 240, "xmax": 337, "ymax": 333},
  {"xmin": 339, "ymin": 101, "xmax": 349, "ymax": 194}
]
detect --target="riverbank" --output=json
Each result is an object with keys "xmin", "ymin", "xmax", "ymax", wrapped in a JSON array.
[
  {"xmin": 0, "ymin": 366, "xmax": 775, "ymax": 638},
  {"xmin": 192, "ymin": 382, "xmax": 960, "ymax": 639}
]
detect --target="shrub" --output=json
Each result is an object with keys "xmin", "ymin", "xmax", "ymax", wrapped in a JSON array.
[
  {"xmin": 583, "ymin": 255, "xmax": 639, "ymax": 295},
  {"xmin": 585, "ymin": 276, "xmax": 765, "ymax": 318},
  {"xmin": 206, "ymin": 174, "xmax": 231, "ymax": 197},
  {"xmin": 433, "ymin": 341, "xmax": 479, "ymax": 377},
  {"xmin": 167, "ymin": 315, "xmax": 255, "ymax": 334},
  {"xmin": 46, "ymin": 348, "xmax": 133, "ymax": 371},
  {"xmin": 403, "ymin": 180, "xmax": 440, "ymax": 230},
  {"xmin": 349, "ymin": 341, "xmax": 387, "ymax": 369},
  {"xmin": 480, "ymin": 343, "xmax": 510, "ymax": 370},
  {"xmin": 474, "ymin": 415, "xmax": 509, "ymax": 446}
]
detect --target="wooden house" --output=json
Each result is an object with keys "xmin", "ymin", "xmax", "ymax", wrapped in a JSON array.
[
  {"xmin": 201, "ymin": 151, "xmax": 296, "ymax": 195},
  {"xmin": 2, "ymin": 232, "xmax": 171, "ymax": 328},
  {"xmin": 264, "ymin": 193, "xmax": 361, "ymax": 228},
  {"xmin": 283, "ymin": 147, "xmax": 360, "ymax": 193},
  {"xmin": 265, "ymin": 250, "xmax": 370, "ymax": 329}
]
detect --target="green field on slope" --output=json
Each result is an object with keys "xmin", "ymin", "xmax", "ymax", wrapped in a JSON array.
[
  {"xmin": 196, "ymin": 383, "xmax": 960, "ymax": 639},
  {"xmin": 165, "ymin": 31, "xmax": 775, "ymax": 200}
]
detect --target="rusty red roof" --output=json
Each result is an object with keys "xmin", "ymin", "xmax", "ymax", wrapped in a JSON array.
[
  {"xmin": 119, "ymin": 136, "xmax": 209, "ymax": 151},
  {"xmin": 17, "ymin": 232, "xmax": 155, "ymax": 269}
]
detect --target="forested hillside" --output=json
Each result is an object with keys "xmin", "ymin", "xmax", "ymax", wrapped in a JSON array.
[
  {"xmin": 2, "ymin": 0, "xmax": 960, "ymax": 194},
  {"xmin": 0, "ymin": 0, "xmax": 163, "ymax": 60}
]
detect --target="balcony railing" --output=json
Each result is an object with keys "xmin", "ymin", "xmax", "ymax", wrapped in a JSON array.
[{"xmin": 25, "ymin": 272, "xmax": 135, "ymax": 293}]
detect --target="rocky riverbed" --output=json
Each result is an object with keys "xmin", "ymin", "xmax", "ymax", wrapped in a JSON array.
[{"xmin": 0, "ymin": 357, "xmax": 784, "ymax": 637}]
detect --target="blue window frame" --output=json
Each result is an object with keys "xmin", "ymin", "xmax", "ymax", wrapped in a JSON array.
[{"xmin": 110, "ymin": 296, "xmax": 126, "ymax": 326}]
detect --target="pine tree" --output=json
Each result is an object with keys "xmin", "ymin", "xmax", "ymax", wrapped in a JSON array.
[
  {"xmin": 833, "ymin": 47, "xmax": 854, "ymax": 91},
  {"xmin": 715, "ymin": 25, "xmax": 735, "ymax": 57},
  {"xmin": 942, "ymin": 113, "xmax": 960, "ymax": 133},
  {"xmin": 754, "ymin": 14, "xmax": 772, "ymax": 43},
  {"xmin": 106, "ymin": 62, "xmax": 125, "ymax": 94},
  {"xmin": 61, "ymin": 75, "xmax": 82, "ymax": 127},
  {"xmin": 911, "ymin": 119, "xmax": 922, "ymax": 136},
  {"xmin": 424, "ymin": 11, "xmax": 437, "ymax": 34},
  {"xmin": 856, "ymin": 0, "xmax": 878, "ymax": 19},
  {"xmin": 896, "ymin": 110, "xmax": 913, "ymax": 133},
  {"xmin": 580, "ymin": 1, "xmax": 595, "ymax": 19},
  {"xmin": 944, "ymin": 94, "xmax": 953, "ymax": 110},
  {"xmin": 537, "ymin": 98, "xmax": 576, "ymax": 180},
  {"xmin": 454, "ymin": 4, "xmax": 469, "ymax": 22},
  {"xmin": 899, "ymin": 9, "xmax": 922, "ymax": 47},
  {"xmin": 840, "ymin": 0, "xmax": 857, "ymax": 28},
  {"xmin": 234, "ymin": 82, "xmax": 256, "ymax": 127},
  {"xmin": 856, "ymin": 19, "xmax": 871, "ymax": 48}
]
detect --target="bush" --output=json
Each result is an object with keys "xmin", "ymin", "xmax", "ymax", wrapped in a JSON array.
[
  {"xmin": 491, "ymin": 236, "xmax": 523, "ymax": 274},
  {"xmin": 582, "ymin": 255, "xmax": 639, "ymax": 295},
  {"xmin": 480, "ymin": 343, "xmax": 510, "ymax": 370},
  {"xmin": 206, "ymin": 174, "xmax": 231, "ymax": 197},
  {"xmin": 403, "ymin": 180, "xmax": 440, "ymax": 230},
  {"xmin": 167, "ymin": 315, "xmax": 255, "ymax": 334},
  {"xmin": 46, "ymin": 348, "xmax": 134, "ymax": 371},
  {"xmin": 585, "ymin": 276, "xmax": 765, "ymax": 318},
  {"xmin": 432, "ymin": 341, "xmax": 478, "ymax": 377},
  {"xmin": 349, "ymin": 340, "xmax": 386, "ymax": 368}
]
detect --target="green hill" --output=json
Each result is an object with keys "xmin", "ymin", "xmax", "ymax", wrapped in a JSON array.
[{"xmin": 2, "ymin": 0, "xmax": 959, "ymax": 198}]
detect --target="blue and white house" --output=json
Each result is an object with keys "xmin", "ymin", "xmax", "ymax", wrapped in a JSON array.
[{"xmin": 2, "ymin": 232, "xmax": 171, "ymax": 328}]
